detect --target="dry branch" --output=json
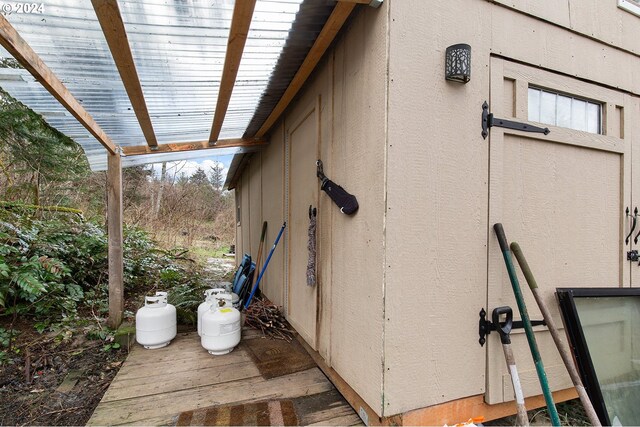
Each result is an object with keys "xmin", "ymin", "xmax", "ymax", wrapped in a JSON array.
[{"xmin": 244, "ymin": 298, "xmax": 294, "ymax": 342}]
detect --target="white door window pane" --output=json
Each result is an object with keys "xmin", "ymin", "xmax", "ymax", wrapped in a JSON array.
[
  {"xmin": 587, "ymin": 103, "xmax": 601, "ymax": 134},
  {"xmin": 571, "ymin": 99, "xmax": 588, "ymax": 132},
  {"xmin": 528, "ymin": 88, "xmax": 541, "ymax": 122},
  {"xmin": 541, "ymin": 91, "xmax": 557, "ymax": 125},
  {"xmin": 528, "ymin": 86, "xmax": 602, "ymax": 134},
  {"xmin": 557, "ymin": 95, "xmax": 572, "ymax": 128}
]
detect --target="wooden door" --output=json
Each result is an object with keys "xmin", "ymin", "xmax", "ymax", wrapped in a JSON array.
[
  {"xmin": 287, "ymin": 103, "xmax": 319, "ymax": 349},
  {"xmin": 486, "ymin": 58, "xmax": 632, "ymax": 404},
  {"xmin": 628, "ymin": 97, "xmax": 640, "ymax": 286}
]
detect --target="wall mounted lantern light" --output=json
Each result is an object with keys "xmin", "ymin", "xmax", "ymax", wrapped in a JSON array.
[{"xmin": 445, "ymin": 43, "xmax": 471, "ymax": 83}]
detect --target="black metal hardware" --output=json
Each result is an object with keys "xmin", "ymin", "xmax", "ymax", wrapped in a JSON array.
[
  {"xmin": 492, "ymin": 306, "xmax": 513, "ymax": 345},
  {"xmin": 625, "ymin": 207, "xmax": 637, "ymax": 245},
  {"xmin": 309, "ymin": 205, "xmax": 317, "ymax": 219},
  {"xmin": 482, "ymin": 101, "xmax": 550, "ymax": 140},
  {"xmin": 316, "ymin": 159, "xmax": 326, "ymax": 181},
  {"xmin": 633, "ymin": 207, "xmax": 640, "ymax": 244},
  {"xmin": 479, "ymin": 308, "xmax": 489, "ymax": 346},
  {"xmin": 512, "ymin": 320, "xmax": 546, "ymax": 329},
  {"xmin": 479, "ymin": 307, "xmax": 546, "ymax": 346},
  {"xmin": 628, "ymin": 250, "xmax": 639, "ymax": 262}
]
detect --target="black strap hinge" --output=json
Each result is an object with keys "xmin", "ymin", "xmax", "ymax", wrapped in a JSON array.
[
  {"xmin": 482, "ymin": 101, "xmax": 550, "ymax": 139},
  {"xmin": 478, "ymin": 308, "xmax": 546, "ymax": 346}
]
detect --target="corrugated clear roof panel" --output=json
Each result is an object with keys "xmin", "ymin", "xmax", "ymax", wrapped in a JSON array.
[
  {"xmin": 2, "ymin": 0, "xmax": 147, "ymax": 154},
  {"xmin": 117, "ymin": 0, "xmax": 235, "ymax": 146},
  {"xmin": 222, "ymin": 0, "xmax": 302, "ymax": 139},
  {"xmin": 0, "ymin": 0, "xmax": 308, "ymax": 170}
]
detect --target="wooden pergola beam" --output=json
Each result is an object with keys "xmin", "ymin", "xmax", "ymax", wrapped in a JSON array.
[
  {"xmin": 209, "ymin": 0, "xmax": 257, "ymax": 144},
  {"xmin": 121, "ymin": 137, "xmax": 267, "ymax": 156},
  {"xmin": 107, "ymin": 152, "xmax": 124, "ymax": 329},
  {"xmin": 252, "ymin": 2, "xmax": 357, "ymax": 138},
  {"xmin": 92, "ymin": 0, "xmax": 158, "ymax": 148},
  {"xmin": 0, "ymin": 14, "xmax": 118, "ymax": 155}
]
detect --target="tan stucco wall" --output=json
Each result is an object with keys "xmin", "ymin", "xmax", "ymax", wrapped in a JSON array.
[
  {"xmin": 489, "ymin": 0, "xmax": 640, "ymax": 56},
  {"xmin": 258, "ymin": 125, "xmax": 286, "ymax": 307},
  {"xmin": 327, "ymin": 5, "xmax": 388, "ymax": 416},
  {"xmin": 234, "ymin": 0, "xmax": 640, "ymax": 419},
  {"xmin": 240, "ymin": 172, "xmax": 251, "ymax": 259},
  {"xmin": 233, "ymin": 4, "xmax": 389, "ymax": 415},
  {"xmin": 384, "ymin": 0, "xmax": 640, "ymax": 416}
]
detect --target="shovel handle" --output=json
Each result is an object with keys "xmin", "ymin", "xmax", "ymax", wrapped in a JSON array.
[
  {"xmin": 492, "ymin": 306, "xmax": 513, "ymax": 344},
  {"xmin": 511, "ymin": 242, "xmax": 537, "ymax": 290},
  {"xmin": 260, "ymin": 221, "xmax": 268, "ymax": 242},
  {"xmin": 494, "ymin": 223, "xmax": 509, "ymax": 253}
]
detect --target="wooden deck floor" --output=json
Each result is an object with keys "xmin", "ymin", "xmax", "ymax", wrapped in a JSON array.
[{"xmin": 88, "ymin": 329, "xmax": 362, "ymax": 426}]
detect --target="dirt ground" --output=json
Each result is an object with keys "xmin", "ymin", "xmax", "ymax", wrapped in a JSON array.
[{"xmin": 0, "ymin": 317, "xmax": 128, "ymax": 426}]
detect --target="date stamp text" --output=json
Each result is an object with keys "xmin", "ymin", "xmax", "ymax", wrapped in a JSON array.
[{"xmin": 1, "ymin": 3, "xmax": 45, "ymax": 15}]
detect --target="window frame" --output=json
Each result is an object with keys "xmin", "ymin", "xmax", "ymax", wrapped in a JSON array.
[
  {"xmin": 556, "ymin": 287, "xmax": 640, "ymax": 426},
  {"xmin": 528, "ymin": 86, "xmax": 603, "ymax": 135},
  {"xmin": 618, "ymin": 0, "xmax": 640, "ymax": 17}
]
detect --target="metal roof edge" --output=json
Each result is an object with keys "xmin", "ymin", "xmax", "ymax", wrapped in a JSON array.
[{"xmin": 223, "ymin": 152, "xmax": 251, "ymax": 191}]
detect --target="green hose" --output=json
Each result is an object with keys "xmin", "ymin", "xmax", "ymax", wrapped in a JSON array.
[{"xmin": 493, "ymin": 223, "xmax": 561, "ymax": 426}]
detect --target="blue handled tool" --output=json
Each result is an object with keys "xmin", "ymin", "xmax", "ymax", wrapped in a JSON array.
[{"xmin": 244, "ymin": 222, "xmax": 286, "ymax": 309}]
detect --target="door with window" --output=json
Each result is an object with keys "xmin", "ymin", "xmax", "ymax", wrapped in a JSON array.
[
  {"xmin": 286, "ymin": 101, "xmax": 320, "ymax": 349},
  {"xmin": 486, "ymin": 57, "xmax": 634, "ymax": 403}
]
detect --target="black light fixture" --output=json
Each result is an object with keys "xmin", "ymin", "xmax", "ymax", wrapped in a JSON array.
[{"xmin": 445, "ymin": 43, "xmax": 471, "ymax": 83}]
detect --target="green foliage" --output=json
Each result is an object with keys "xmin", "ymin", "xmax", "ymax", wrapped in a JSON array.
[
  {"xmin": 0, "ymin": 207, "xmax": 209, "ymax": 330},
  {"xmin": 0, "ymin": 326, "xmax": 19, "ymax": 347},
  {"xmin": 189, "ymin": 168, "xmax": 210, "ymax": 186},
  {"xmin": 102, "ymin": 342, "xmax": 120, "ymax": 352},
  {"xmin": 167, "ymin": 282, "xmax": 208, "ymax": 325},
  {"xmin": 0, "ymin": 326, "xmax": 20, "ymax": 364},
  {"xmin": 0, "ymin": 89, "xmax": 90, "ymax": 206},
  {"xmin": 0, "ymin": 210, "xmax": 101, "ymax": 320}
]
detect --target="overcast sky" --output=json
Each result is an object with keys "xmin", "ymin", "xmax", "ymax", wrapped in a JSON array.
[{"xmin": 147, "ymin": 155, "xmax": 232, "ymax": 182}]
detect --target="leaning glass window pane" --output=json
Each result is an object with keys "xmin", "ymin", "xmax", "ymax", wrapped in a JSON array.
[
  {"xmin": 556, "ymin": 95, "xmax": 572, "ymax": 128},
  {"xmin": 540, "ymin": 91, "xmax": 557, "ymax": 125},
  {"xmin": 528, "ymin": 88, "xmax": 541, "ymax": 122},
  {"xmin": 574, "ymin": 296, "xmax": 640, "ymax": 425},
  {"xmin": 587, "ymin": 103, "xmax": 601, "ymax": 134},
  {"xmin": 571, "ymin": 98, "xmax": 587, "ymax": 132}
]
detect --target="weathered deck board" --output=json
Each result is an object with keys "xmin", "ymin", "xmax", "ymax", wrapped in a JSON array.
[
  {"xmin": 115, "ymin": 350, "xmax": 252, "ymax": 380},
  {"xmin": 88, "ymin": 331, "xmax": 362, "ymax": 426},
  {"xmin": 102, "ymin": 361, "xmax": 261, "ymax": 402}
]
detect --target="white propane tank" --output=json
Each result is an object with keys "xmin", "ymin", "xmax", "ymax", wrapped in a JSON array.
[
  {"xmin": 212, "ymin": 284, "xmax": 240, "ymax": 309},
  {"xmin": 214, "ymin": 282, "xmax": 233, "ymax": 293},
  {"xmin": 136, "ymin": 294, "xmax": 177, "ymax": 349},
  {"xmin": 201, "ymin": 294, "xmax": 241, "ymax": 355},
  {"xmin": 231, "ymin": 292, "xmax": 240, "ymax": 309},
  {"xmin": 155, "ymin": 291, "xmax": 168, "ymax": 303},
  {"xmin": 197, "ymin": 288, "xmax": 225, "ymax": 336}
]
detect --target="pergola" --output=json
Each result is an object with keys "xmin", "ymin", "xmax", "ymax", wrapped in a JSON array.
[{"xmin": 0, "ymin": 0, "xmax": 380, "ymax": 328}]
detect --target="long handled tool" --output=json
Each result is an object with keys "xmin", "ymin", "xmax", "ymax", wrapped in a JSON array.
[
  {"xmin": 251, "ymin": 221, "xmax": 268, "ymax": 288},
  {"xmin": 493, "ymin": 223, "xmax": 561, "ymax": 426},
  {"xmin": 244, "ymin": 222, "xmax": 286, "ymax": 309},
  {"xmin": 493, "ymin": 306, "xmax": 529, "ymax": 426},
  {"xmin": 511, "ymin": 242, "xmax": 602, "ymax": 426}
]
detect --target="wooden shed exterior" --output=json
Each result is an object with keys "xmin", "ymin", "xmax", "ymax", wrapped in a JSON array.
[{"xmin": 226, "ymin": 0, "xmax": 640, "ymax": 423}]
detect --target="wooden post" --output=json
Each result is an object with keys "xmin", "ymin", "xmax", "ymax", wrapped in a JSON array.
[{"xmin": 107, "ymin": 152, "xmax": 124, "ymax": 329}]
